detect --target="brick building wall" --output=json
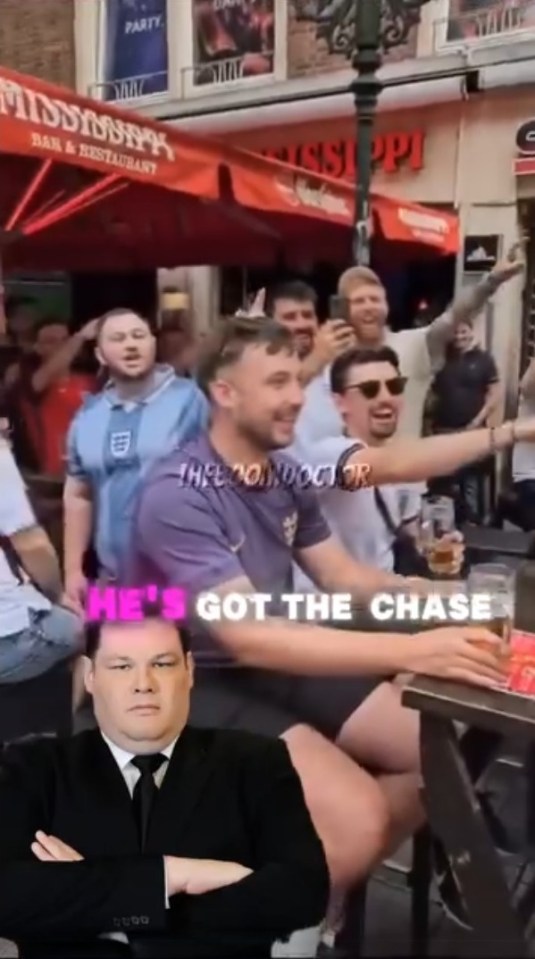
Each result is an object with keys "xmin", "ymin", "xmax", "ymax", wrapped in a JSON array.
[{"xmin": 0, "ymin": 0, "xmax": 75, "ymax": 87}]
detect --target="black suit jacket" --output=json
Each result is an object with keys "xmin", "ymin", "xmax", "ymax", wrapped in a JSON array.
[{"xmin": 0, "ymin": 726, "xmax": 328, "ymax": 958}]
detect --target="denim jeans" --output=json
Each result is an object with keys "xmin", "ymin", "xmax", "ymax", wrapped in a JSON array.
[{"xmin": 0, "ymin": 605, "xmax": 82, "ymax": 683}]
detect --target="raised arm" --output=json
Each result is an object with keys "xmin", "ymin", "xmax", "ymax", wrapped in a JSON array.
[
  {"xmin": 309, "ymin": 419, "xmax": 534, "ymax": 489},
  {"xmin": 426, "ymin": 244, "xmax": 525, "ymax": 358},
  {"xmin": 31, "ymin": 321, "xmax": 97, "ymax": 394}
]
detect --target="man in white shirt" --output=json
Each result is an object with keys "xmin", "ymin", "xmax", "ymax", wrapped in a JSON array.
[
  {"xmin": 296, "ymin": 248, "xmax": 524, "ymax": 444},
  {"xmin": 0, "ymin": 436, "xmax": 82, "ymax": 690},
  {"xmin": 293, "ymin": 347, "xmax": 423, "ymax": 589},
  {"xmin": 292, "ymin": 344, "xmax": 535, "ymax": 569},
  {"xmin": 513, "ymin": 355, "xmax": 535, "ymax": 528}
]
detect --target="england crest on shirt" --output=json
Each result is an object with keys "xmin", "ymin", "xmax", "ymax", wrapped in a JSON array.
[
  {"xmin": 109, "ymin": 431, "xmax": 132, "ymax": 458},
  {"xmin": 283, "ymin": 512, "xmax": 298, "ymax": 546}
]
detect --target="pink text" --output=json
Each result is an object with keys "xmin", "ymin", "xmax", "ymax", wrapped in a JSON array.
[{"xmin": 85, "ymin": 585, "xmax": 187, "ymax": 622}]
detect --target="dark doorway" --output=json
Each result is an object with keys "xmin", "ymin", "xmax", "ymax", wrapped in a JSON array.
[
  {"xmin": 222, "ymin": 253, "xmax": 456, "ymax": 328},
  {"xmin": 71, "ymin": 272, "xmax": 157, "ymax": 329}
]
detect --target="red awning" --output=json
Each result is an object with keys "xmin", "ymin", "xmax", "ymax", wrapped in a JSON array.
[{"xmin": 0, "ymin": 67, "xmax": 460, "ymax": 272}]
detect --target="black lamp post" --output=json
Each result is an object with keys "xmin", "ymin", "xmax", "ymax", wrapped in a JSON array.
[{"xmin": 351, "ymin": 0, "xmax": 432, "ymax": 265}]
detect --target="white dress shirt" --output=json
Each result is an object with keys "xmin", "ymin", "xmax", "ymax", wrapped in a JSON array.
[
  {"xmin": 101, "ymin": 733, "xmax": 177, "ymax": 796},
  {"xmin": 100, "ymin": 733, "xmax": 178, "ymax": 943}
]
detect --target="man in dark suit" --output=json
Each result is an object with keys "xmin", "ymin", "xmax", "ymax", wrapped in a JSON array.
[{"xmin": 0, "ymin": 599, "xmax": 328, "ymax": 958}]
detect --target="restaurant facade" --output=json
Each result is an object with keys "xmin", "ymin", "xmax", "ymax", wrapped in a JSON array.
[{"xmin": 165, "ymin": 87, "xmax": 530, "ymax": 399}]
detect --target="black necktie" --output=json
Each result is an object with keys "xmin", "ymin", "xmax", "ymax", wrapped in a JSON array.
[{"xmin": 131, "ymin": 754, "xmax": 166, "ymax": 850}]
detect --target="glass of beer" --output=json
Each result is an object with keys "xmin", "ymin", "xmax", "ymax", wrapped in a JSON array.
[
  {"xmin": 420, "ymin": 496, "xmax": 458, "ymax": 576},
  {"xmin": 467, "ymin": 563, "xmax": 516, "ymax": 648}
]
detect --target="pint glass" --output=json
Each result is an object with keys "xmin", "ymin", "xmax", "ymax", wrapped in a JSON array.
[
  {"xmin": 467, "ymin": 563, "xmax": 516, "ymax": 648},
  {"xmin": 420, "ymin": 497, "xmax": 458, "ymax": 576}
]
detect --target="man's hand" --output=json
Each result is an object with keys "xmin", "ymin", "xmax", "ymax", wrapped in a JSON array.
[
  {"xmin": 63, "ymin": 569, "xmax": 88, "ymax": 615},
  {"xmin": 314, "ymin": 319, "xmax": 356, "ymax": 366},
  {"xmin": 248, "ymin": 288, "xmax": 266, "ymax": 316},
  {"xmin": 164, "ymin": 856, "xmax": 252, "ymax": 896},
  {"xmin": 236, "ymin": 288, "xmax": 267, "ymax": 318},
  {"xmin": 405, "ymin": 626, "xmax": 508, "ymax": 688},
  {"xmin": 31, "ymin": 831, "xmax": 83, "ymax": 861},
  {"xmin": 79, "ymin": 318, "xmax": 100, "ymax": 341},
  {"xmin": 491, "ymin": 242, "xmax": 525, "ymax": 284}
]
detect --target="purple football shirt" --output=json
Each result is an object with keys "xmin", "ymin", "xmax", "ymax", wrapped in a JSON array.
[{"xmin": 127, "ymin": 434, "xmax": 331, "ymax": 664}]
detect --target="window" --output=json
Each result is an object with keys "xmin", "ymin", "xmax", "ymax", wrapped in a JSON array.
[
  {"xmin": 182, "ymin": 0, "xmax": 278, "ymax": 96},
  {"xmin": 435, "ymin": 0, "xmax": 535, "ymax": 49},
  {"xmin": 95, "ymin": 0, "xmax": 170, "ymax": 103}
]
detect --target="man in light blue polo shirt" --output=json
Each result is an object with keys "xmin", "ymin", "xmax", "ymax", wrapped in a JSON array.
[{"xmin": 63, "ymin": 308, "xmax": 208, "ymax": 609}]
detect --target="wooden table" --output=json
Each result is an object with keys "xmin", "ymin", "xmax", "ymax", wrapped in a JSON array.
[{"xmin": 402, "ymin": 677, "xmax": 535, "ymax": 957}]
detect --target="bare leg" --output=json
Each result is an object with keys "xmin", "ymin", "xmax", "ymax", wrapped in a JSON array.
[
  {"xmin": 324, "ymin": 681, "xmax": 425, "ymax": 935},
  {"xmin": 338, "ymin": 680, "xmax": 425, "ymax": 846},
  {"xmin": 282, "ymin": 723, "xmax": 390, "ymax": 937}
]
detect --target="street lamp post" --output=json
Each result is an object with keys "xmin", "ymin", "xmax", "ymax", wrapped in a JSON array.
[{"xmin": 351, "ymin": 0, "xmax": 432, "ymax": 265}]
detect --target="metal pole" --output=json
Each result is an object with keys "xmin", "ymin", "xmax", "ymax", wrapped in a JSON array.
[{"xmin": 351, "ymin": 0, "xmax": 383, "ymax": 266}]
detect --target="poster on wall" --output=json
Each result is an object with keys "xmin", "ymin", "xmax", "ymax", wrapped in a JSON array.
[
  {"xmin": 191, "ymin": 0, "xmax": 275, "ymax": 87},
  {"xmin": 463, "ymin": 235, "xmax": 500, "ymax": 273},
  {"xmin": 446, "ymin": 0, "xmax": 535, "ymax": 42},
  {"xmin": 287, "ymin": 0, "xmax": 417, "ymax": 79},
  {"xmin": 103, "ymin": 0, "xmax": 168, "ymax": 101}
]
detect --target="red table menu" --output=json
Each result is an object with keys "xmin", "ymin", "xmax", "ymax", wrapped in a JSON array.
[{"xmin": 507, "ymin": 631, "xmax": 535, "ymax": 696}]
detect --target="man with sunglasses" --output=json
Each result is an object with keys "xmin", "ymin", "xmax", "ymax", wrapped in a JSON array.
[
  {"xmin": 294, "ymin": 345, "xmax": 535, "ymax": 578},
  {"xmin": 294, "ymin": 347, "xmax": 435, "ymax": 584}
]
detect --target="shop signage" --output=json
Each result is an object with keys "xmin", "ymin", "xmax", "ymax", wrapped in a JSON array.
[
  {"xmin": 463, "ymin": 235, "xmax": 500, "ymax": 273},
  {"xmin": 262, "ymin": 130, "xmax": 425, "ymax": 179},
  {"xmin": 514, "ymin": 119, "xmax": 535, "ymax": 176},
  {"xmin": 275, "ymin": 175, "xmax": 351, "ymax": 220}
]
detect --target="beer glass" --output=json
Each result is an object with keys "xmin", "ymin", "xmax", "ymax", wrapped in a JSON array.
[
  {"xmin": 420, "ymin": 496, "xmax": 458, "ymax": 576},
  {"xmin": 467, "ymin": 563, "xmax": 516, "ymax": 647}
]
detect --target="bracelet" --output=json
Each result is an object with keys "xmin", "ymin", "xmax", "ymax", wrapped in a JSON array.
[{"xmin": 488, "ymin": 423, "xmax": 513, "ymax": 453}]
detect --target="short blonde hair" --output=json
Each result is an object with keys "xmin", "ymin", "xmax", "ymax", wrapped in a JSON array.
[{"xmin": 338, "ymin": 266, "xmax": 383, "ymax": 297}]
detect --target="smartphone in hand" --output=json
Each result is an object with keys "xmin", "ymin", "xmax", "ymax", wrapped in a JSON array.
[{"xmin": 329, "ymin": 295, "xmax": 350, "ymax": 322}]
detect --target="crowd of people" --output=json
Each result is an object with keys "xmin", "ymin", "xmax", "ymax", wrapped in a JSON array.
[{"xmin": 0, "ymin": 248, "xmax": 531, "ymax": 957}]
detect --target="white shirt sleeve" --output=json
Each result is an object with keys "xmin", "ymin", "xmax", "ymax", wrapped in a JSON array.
[
  {"xmin": 295, "ymin": 369, "xmax": 343, "ymax": 446},
  {"xmin": 164, "ymin": 862, "xmax": 170, "ymax": 908},
  {"xmin": 425, "ymin": 309, "xmax": 454, "ymax": 364},
  {"xmin": 398, "ymin": 483, "xmax": 425, "ymax": 523},
  {"xmin": 289, "ymin": 433, "xmax": 367, "ymax": 493},
  {"xmin": 0, "ymin": 444, "xmax": 36, "ymax": 536}
]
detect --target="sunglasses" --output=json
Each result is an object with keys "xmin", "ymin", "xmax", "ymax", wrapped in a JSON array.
[{"xmin": 346, "ymin": 376, "xmax": 407, "ymax": 400}]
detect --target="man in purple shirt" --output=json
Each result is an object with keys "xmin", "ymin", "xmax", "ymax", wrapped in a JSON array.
[{"xmin": 129, "ymin": 318, "xmax": 503, "ymax": 947}]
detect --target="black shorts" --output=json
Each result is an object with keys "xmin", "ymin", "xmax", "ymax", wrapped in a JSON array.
[{"xmin": 189, "ymin": 667, "xmax": 382, "ymax": 741}]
